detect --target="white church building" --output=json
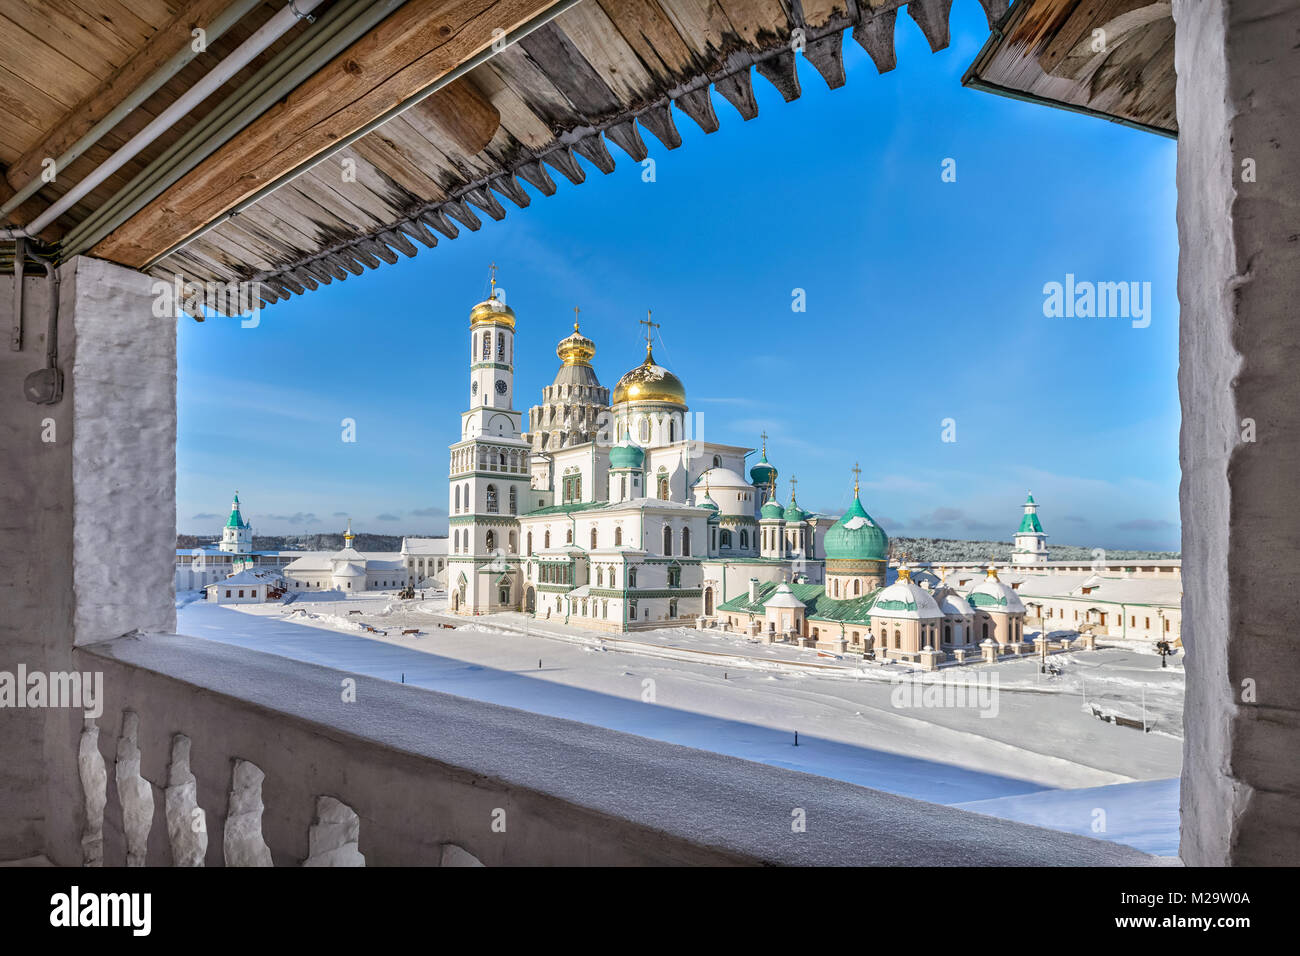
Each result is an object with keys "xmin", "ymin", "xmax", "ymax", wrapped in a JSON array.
[{"xmin": 445, "ymin": 277, "xmax": 838, "ymax": 631}]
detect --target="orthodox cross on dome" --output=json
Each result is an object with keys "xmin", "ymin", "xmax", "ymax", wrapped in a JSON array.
[
  {"xmin": 488, "ymin": 261, "xmax": 497, "ymax": 293},
  {"xmin": 573, "ymin": 305, "xmax": 580, "ymax": 332},
  {"xmin": 639, "ymin": 311, "xmax": 660, "ymax": 355},
  {"xmin": 760, "ymin": 430, "xmax": 768, "ymax": 453},
  {"xmin": 851, "ymin": 462, "xmax": 861, "ymax": 495},
  {"xmin": 789, "ymin": 475, "xmax": 798, "ymax": 503}
]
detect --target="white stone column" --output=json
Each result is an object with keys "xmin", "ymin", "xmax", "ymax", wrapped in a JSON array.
[
  {"xmin": 1174, "ymin": 0, "xmax": 1300, "ymax": 865},
  {"xmin": 0, "ymin": 256, "xmax": 174, "ymax": 863}
]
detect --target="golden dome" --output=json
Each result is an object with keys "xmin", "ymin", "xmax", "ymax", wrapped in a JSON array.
[
  {"xmin": 557, "ymin": 322, "xmax": 595, "ymax": 366},
  {"xmin": 611, "ymin": 345, "xmax": 686, "ymax": 407},
  {"xmin": 469, "ymin": 296, "xmax": 515, "ymax": 330}
]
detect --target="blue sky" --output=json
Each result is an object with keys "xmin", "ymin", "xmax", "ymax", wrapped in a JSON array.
[{"xmin": 177, "ymin": 3, "xmax": 1181, "ymax": 550}]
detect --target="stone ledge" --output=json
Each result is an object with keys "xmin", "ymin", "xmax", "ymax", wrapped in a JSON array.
[{"xmin": 77, "ymin": 631, "xmax": 1161, "ymax": 866}]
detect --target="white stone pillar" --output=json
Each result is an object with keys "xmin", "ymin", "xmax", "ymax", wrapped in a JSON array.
[
  {"xmin": 1174, "ymin": 0, "xmax": 1300, "ymax": 865},
  {"xmin": 0, "ymin": 256, "xmax": 174, "ymax": 863}
]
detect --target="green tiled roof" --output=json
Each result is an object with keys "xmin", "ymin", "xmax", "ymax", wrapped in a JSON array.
[
  {"xmin": 1017, "ymin": 512, "xmax": 1044, "ymax": 534},
  {"xmin": 523, "ymin": 500, "xmax": 609, "ymax": 517},
  {"xmin": 967, "ymin": 589, "xmax": 1008, "ymax": 608},
  {"xmin": 717, "ymin": 580, "xmax": 881, "ymax": 626}
]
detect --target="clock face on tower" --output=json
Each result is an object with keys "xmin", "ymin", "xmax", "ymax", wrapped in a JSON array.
[{"xmin": 495, "ymin": 379, "xmax": 507, "ymax": 395}]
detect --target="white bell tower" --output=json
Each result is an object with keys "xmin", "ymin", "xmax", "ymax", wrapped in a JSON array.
[
  {"xmin": 446, "ymin": 267, "xmax": 530, "ymax": 615},
  {"xmin": 1012, "ymin": 491, "xmax": 1049, "ymax": 566},
  {"xmin": 219, "ymin": 491, "xmax": 252, "ymax": 553}
]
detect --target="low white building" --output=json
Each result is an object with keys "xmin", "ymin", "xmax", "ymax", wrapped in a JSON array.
[
  {"xmin": 401, "ymin": 537, "xmax": 449, "ymax": 588},
  {"xmin": 205, "ymin": 568, "xmax": 288, "ymax": 604},
  {"xmin": 280, "ymin": 523, "xmax": 409, "ymax": 593}
]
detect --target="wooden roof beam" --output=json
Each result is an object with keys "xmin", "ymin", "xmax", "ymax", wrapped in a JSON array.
[
  {"xmin": 91, "ymin": 0, "xmax": 569, "ymax": 268},
  {"xmin": 854, "ymin": 9, "xmax": 899, "ymax": 73}
]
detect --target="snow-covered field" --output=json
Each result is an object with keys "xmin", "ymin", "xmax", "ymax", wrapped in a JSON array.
[{"xmin": 177, "ymin": 590, "xmax": 1184, "ymax": 856}]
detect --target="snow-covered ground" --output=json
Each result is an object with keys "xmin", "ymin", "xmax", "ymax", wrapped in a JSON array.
[{"xmin": 176, "ymin": 591, "xmax": 1184, "ymax": 856}]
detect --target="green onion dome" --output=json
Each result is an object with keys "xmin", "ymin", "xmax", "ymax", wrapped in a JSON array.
[
  {"xmin": 609, "ymin": 443, "xmax": 645, "ymax": 470},
  {"xmin": 824, "ymin": 491, "xmax": 889, "ymax": 561}
]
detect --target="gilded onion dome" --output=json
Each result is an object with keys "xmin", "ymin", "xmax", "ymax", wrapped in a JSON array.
[
  {"xmin": 557, "ymin": 322, "xmax": 595, "ymax": 367},
  {"xmin": 612, "ymin": 343, "xmax": 686, "ymax": 407},
  {"xmin": 469, "ymin": 295, "xmax": 515, "ymax": 330},
  {"xmin": 469, "ymin": 270, "xmax": 515, "ymax": 329}
]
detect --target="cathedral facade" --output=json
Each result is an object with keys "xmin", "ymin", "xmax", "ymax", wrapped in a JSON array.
[{"xmin": 444, "ymin": 283, "xmax": 835, "ymax": 630}]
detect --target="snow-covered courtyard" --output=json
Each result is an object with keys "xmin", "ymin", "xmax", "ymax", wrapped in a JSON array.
[{"xmin": 178, "ymin": 590, "xmax": 1184, "ymax": 856}]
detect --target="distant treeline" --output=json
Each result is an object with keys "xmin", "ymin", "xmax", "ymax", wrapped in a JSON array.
[
  {"xmin": 890, "ymin": 537, "xmax": 1179, "ymax": 563},
  {"xmin": 176, "ymin": 533, "xmax": 445, "ymax": 552},
  {"xmin": 175, "ymin": 532, "xmax": 1173, "ymax": 561}
]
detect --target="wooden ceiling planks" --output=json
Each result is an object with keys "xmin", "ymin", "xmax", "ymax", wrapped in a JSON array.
[
  {"xmin": 962, "ymin": 0, "xmax": 1175, "ymax": 137},
  {"xmin": 1, "ymin": 1, "xmax": 318, "ymax": 237},
  {"xmin": 593, "ymin": 0, "xmax": 700, "ymax": 85},
  {"xmin": 91, "ymin": 0, "xmax": 1015, "ymax": 310}
]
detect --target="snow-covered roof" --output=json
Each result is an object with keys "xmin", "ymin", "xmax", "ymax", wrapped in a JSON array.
[
  {"xmin": 966, "ymin": 574, "xmax": 1027, "ymax": 614},
  {"xmin": 765, "ymin": 582, "xmax": 806, "ymax": 609},
  {"xmin": 204, "ymin": 568, "xmax": 284, "ymax": 589},
  {"xmin": 694, "ymin": 466, "xmax": 749, "ymax": 488},
  {"xmin": 870, "ymin": 578, "xmax": 942, "ymax": 619},
  {"xmin": 401, "ymin": 537, "xmax": 449, "ymax": 555},
  {"xmin": 937, "ymin": 591, "xmax": 975, "ymax": 618},
  {"xmin": 1004, "ymin": 572, "xmax": 1181, "ymax": 607}
]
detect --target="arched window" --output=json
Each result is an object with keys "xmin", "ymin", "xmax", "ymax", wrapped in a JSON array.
[
  {"xmin": 739, "ymin": 530, "xmax": 748, "ymax": 549},
  {"xmin": 720, "ymin": 530, "xmax": 732, "ymax": 549},
  {"xmin": 657, "ymin": 473, "xmax": 668, "ymax": 500},
  {"xmin": 681, "ymin": 527, "xmax": 691, "ymax": 556},
  {"xmin": 832, "ymin": 579, "xmax": 840, "ymax": 598},
  {"xmin": 853, "ymin": 579, "xmax": 861, "ymax": 596},
  {"xmin": 509, "ymin": 531, "xmax": 517, "ymax": 553},
  {"xmin": 590, "ymin": 527, "xmax": 598, "ymax": 549},
  {"xmin": 497, "ymin": 335, "xmax": 505, "ymax": 360},
  {"xmin": 638, "ymin": 417, "xmax": 650, "ymax": 442},
  {"xmin": 614, "ymin": 526, "xmax": 623, "ymax": 546},
  {"xmin": 596, "ymin": 567, "xmax": 603, "ymax": 587},
  {"xmin": 628, "ymin": 568, "xmax": 637, "ymax": 588},
  {"xmin": 894, "ymin": 630, "xmax": 902, "ymax": 649},
  {"xmin": 669, "ymin": 419, "xmax": 676, "ymax": 442},
  {"xmin": 944, "ymin": 624, "xmax": 952, "ymax": 643},
  {"xmin": 482, "ymin": 332, "xmax": 491, "ymax": 359},
  {"xmin": 564, "ymin": 527, "xmax": 573, "ymax": 545},
  {"xmin": 544, "ymin": 530, "xmax": 551, "ymax": 548},
  {"xmin": 669, "ymin": 599, "xmax": 678, "ymax": 618},
  {"xmin": 454, "ymin": 485, "xmax": 460, "ymax": 512},
  {"xmin": 509, "ymin": 486, "xmax": 517, "ymax": 515},
  {"xmin": 662, "ymin": 525, "xmax": 672, "ymax": 556},
  {"xmin": 526, "ymin": 532, "xmax": 532, "ymax": 556},
  {"xmin": 485, "ymin": 530, "xmax": 495, "ymax": 552},
  {"xmin": 713, "ymin": 455, "xmax": 721, "ymax": 467},
  {"xmin": 486, "ymin": 485, "xmax": 498, "ymax": 513}
]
